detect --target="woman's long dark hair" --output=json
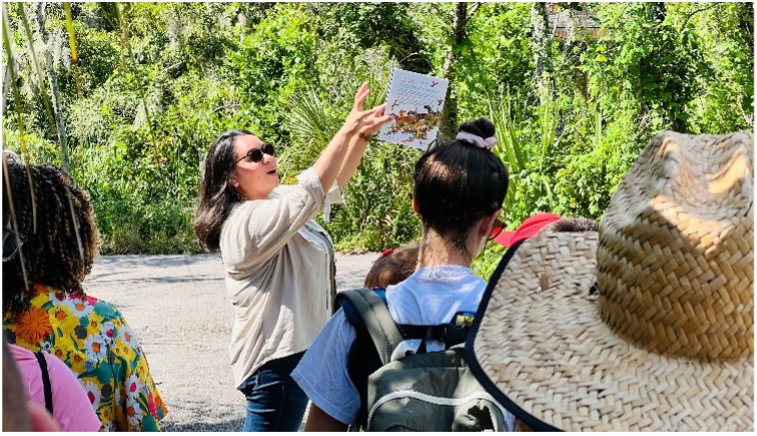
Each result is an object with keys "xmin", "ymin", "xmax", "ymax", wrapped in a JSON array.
[
  {"xmin": 414, "ymin": 118, "xmax": 509, "ymax": 256},
  {"xmin": 194, "ymin": 129, "xmax": 251, "ymax": 251}
]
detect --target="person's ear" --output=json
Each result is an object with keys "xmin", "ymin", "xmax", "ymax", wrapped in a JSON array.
[
  {"xmin": 229, "ymin": 173, "xmax": 240, "ymax": 189},
  {"xmin": 479, "ymin": 210, "xmax": 502, "ymax": 238},
  {"xmin": 412, "ymin": 197, "xmax": 420, "ymax": 214}
]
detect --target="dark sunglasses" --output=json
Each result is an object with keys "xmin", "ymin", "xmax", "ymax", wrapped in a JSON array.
[
  {"xmin": 488, "ymin": 218, "xmax": 505, "ymax": 241},
  {"xmin": 3, "ymin": 227, "xmax": 27, "ymax": 262},
  {"xmin": 233, "ymin": 143, "xmax": 275, "ymax": 167}
]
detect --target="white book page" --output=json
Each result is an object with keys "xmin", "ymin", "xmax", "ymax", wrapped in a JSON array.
[{"xmin": 377, "ymin": 69, "xmax": 449, "ymax": 150}]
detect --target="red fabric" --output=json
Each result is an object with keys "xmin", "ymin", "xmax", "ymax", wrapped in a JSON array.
[
  {"xmin": 377, "ymin": 248, "xmax": 395, "ymax": 260},
  {"xmin": 494, "ymin": 212, "xmax": 561, "ymax": 248}
]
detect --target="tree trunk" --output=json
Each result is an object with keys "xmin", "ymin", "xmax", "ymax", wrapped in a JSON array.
[
  {"xmin": 531, "ymin": 2, "xmax": 552, "ymax": 90},
  {"xmin": 439, "ymin": 2, "xmax": 471, "ymax": 141}
]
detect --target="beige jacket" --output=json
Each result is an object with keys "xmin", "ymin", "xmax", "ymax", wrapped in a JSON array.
[{"xmin": 220, "ymin": 168, "xmax": 339, "ymax": 388}]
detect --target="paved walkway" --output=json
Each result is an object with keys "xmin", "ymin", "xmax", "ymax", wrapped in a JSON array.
[{"xmin": 83, "ymin": 252, "xmax": 377, "ymax": 432}]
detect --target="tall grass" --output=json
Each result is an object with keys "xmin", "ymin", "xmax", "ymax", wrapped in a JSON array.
[{"xmin": 17, "ymin": 3, "xmax": 57, "ymax": 139}]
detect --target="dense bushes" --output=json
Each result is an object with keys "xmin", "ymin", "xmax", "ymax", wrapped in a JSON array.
[{"xmin": 3, "ymin": 2, "xmax": 753, "ymax": 277}]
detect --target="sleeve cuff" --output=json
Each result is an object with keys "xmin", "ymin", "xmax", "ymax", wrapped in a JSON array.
[
  {"xmin": 323, "ymin": 180, "xmax": 343, "ymax": 223},
  {"xmin": 291, "ymin": 369, "xmax": 355, "ymax": 426},
  {"xmin": 296, "ymin": 168, "xmax": 326, "ymax": 212},
  {"xmin": 297, "ymin": 168, "xmax": 343, "ymax": 223}
]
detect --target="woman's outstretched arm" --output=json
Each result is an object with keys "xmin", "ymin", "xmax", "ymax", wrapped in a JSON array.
[
  {"xmin": 312, "ymin": 83, "xmax": 391, "ymax": 191},
  {"xmin": 336, "ymin": 102, "xmax": 388, "ymax": 190}
]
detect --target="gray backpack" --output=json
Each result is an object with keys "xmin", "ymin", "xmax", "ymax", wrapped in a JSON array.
[{"xmin": 338, "ymin": 288, "xmax": 514, "ymax": 432}]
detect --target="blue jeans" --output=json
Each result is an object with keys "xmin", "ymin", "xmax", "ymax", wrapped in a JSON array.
[{"xmin": 238, "ymin": 352, "xmax": 308, "ymax": 432}]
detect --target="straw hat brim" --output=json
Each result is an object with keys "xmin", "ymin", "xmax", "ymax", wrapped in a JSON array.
[{"xmin": 465, "ymin": 231, "xmax": 754, "ymax": 432}]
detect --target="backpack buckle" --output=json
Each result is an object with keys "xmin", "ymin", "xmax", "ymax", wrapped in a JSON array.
[
  {"xmin": 390, "ymin": 341, "xmax": 418, "ymax": 361},
  {"xmin": 443, "ymin": 324, "xmax": 468, "ymax": 348}
]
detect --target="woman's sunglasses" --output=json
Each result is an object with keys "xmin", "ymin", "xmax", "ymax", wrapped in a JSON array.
[
  {"xmin": 233, "ymin": 143, "xmax": 275, "ymax": 167},
  {"xmin": 488, "ymin": 218, "xmax": 505, "ymax": 241}
]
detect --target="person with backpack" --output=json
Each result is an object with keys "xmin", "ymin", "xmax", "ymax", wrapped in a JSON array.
[
  {"xmin": 291, "ymin": 118, "xmax": 516, "ymax": 431},
  {"xmin": 3, "ymin": 338, "xmax": 61, "ymax": 432}
]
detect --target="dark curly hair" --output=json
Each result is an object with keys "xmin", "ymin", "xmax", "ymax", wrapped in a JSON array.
[{"xmin": 2, "ymin": 162, "xmax": 99, "ymax": 316}]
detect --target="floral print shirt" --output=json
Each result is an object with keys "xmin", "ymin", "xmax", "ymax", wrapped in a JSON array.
[{"xmin": 3, "ymin": 284, "xmax": 168, "ymax": 431}]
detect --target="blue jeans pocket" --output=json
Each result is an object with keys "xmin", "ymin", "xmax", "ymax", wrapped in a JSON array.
[{"xmin": 239, "ymin": 353, "xmax": 308, "ymax": 432}]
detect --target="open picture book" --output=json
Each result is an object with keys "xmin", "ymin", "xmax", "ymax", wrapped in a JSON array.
[{"xmin": 377, "ymin": 69, "xmax": 449, "ymax": 150}]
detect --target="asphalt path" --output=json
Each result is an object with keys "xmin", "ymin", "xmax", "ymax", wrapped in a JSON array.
[{"xmin": 82, "ymin": 252, "xmax": 378, "ymax": 432}]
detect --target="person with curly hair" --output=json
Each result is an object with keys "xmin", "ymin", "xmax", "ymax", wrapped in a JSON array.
[
  {"xmin": 195, "ymin": 83, "xmax": 391, "ymax": 431},
  {"xmin": 2, "ymin": 160, "xmax": 168, "ymax": 431}
]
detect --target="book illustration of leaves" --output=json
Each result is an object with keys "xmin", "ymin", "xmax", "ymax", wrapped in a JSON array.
[
  {"xmin": 378, "ymin": 69, "xmax": 449, "ymax": 149},
  {"xmin": 387, "ymin": 105, "xmax": 442, "ymax": 141}
]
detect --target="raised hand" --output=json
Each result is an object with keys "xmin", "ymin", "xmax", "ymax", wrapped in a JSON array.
[
  {"xmin": 359, "ymin": 103, "xmax": 392, "ymax": 137},
  {"xmin": 340, "ymin": 83, "xmax": 391, "ymax": 137}
]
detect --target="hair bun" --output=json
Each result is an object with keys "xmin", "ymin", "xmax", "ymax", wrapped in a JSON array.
[{"xmin": 458, "ymin": 118, "xmax": 496, "ymax": 139}]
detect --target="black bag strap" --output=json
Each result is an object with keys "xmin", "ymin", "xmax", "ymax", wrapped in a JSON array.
[
  {"xmin": 34, "ymin": 352, "xmax": 53, "ymax": 415},
  {"xmin": 396, "ymin": 323, "xmax": 470, "ymax": 349},
  {"xmin": 337, "ymin": 289, "xmax": 404, "ymax": 365}
]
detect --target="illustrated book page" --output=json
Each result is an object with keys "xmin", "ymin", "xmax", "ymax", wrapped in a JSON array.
[{"xmin": 377, "ymin": 69, "xmax": 449, "ymax": 150}]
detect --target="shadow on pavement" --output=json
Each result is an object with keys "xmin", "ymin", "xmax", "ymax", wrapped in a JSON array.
[{"xmin": 162, "ymin": 418, "xmax": 245, "ymax": 432}]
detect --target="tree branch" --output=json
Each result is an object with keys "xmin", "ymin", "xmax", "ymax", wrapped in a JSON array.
[
  {"xmin": 463, "ymin": 2, "xmax": 482, "ymax": 27},
  {"xmin": 678, "ymin": 3, "xmax": 719, "ymax": 31},
  {"xmin": 428, "ymin": 3, "xmax": 451, "ymax": 29}
]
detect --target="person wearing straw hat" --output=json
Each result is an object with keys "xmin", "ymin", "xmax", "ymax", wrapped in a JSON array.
[{"xmin": 465, "ymin": 131, "xmax": 753, "ymax": 432}]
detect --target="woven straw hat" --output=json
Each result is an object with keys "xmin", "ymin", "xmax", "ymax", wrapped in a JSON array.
[{"xmin": 466, "ymin": 131, "xmax": 754, "ymax": 431}]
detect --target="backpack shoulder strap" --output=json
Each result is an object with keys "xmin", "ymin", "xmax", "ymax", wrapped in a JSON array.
[
  {"xmin": 337, "ymin": 288, "xmax": 404, "ymax": 365},
  {"xmin": 34, "ymin": 352, "xmax": 54, "ymax": 415}
]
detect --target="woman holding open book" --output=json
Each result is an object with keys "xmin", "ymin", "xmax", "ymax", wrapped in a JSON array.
[{"xmin": 194, "ymin": 83, "xmax": 391, "ymax": 431}]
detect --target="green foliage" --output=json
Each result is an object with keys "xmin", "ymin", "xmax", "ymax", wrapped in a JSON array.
[
  {"xmin": 318, "ymin": 3, "xmax": 431, "ymax": 73},
  {"xmin": 225, "ymin": 3, "xmax": 320, "ymax": 144},
  {"xmin": 2, "ymin": 2, "xmax": 752, "ymax": 266},
  {"xmin": 584, "ymin": 3, "xmax": 707, "ymax": 132},
  {"xmin": 325, "ymin": 142, "xmax": 421, "ymax": 251}
]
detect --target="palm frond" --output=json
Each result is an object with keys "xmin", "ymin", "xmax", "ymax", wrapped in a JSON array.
[
  {"xmin": 17, "ymin": 2, "xmax": 58, "ymax": 136},
  {"xmin": 286, "ymin": 89, "xmax": 342, "ymax": 145},
  {"xmin": 3, "ymin": 4, "xmax": 37, "ymax": 235},
  {"xmin": 31, "ymin": 2, "xmax": 71, "ymax": 174},
  {"xmin": 63, "ymin": 2, "xmax": 82, "ymax": 99}
]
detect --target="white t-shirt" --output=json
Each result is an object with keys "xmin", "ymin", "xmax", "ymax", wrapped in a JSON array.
[{"xmin": 291, "ymin": 265, "xmax": 488, "ymax": 426}]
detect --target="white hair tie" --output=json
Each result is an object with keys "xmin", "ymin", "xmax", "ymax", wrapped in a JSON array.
[{"xmin": 456, "ymin": 131, "xmax": 497, "ymax": 150}]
